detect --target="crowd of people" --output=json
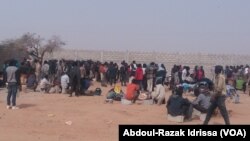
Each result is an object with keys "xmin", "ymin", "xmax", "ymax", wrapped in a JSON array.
[{"xmin": 1, "ymin": 57, "xmax": 250, "ymax": 125}]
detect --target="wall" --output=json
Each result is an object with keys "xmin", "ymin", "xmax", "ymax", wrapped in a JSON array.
[{"xmin": 45, "ymin": 49, "xmax": 250, "ymax": 79}]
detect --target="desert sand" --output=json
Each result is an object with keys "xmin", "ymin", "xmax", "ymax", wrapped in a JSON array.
[{"xmin": 0, "ymin": 82, "xmax": 250, "ymax": 141}]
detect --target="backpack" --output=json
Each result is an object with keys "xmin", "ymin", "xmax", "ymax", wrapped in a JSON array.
[
  {"xmin": 233, "ymin": 94, "xmax": 240, "ymax": 104},
  {"xmin": 94, "ymin": 88, "xmax": 102, "ymax": 96}
]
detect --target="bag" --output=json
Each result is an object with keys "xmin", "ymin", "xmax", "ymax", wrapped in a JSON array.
[
  {"xmin": 233, "ymin": 94, "xmax": 240, "ymax": 104},
  {"xmin": 94, "ymin": 88, "xmax": 102, "ymax": 96},
  {"xmin": 114, "ymin": 94, "xmax": 123, "ymax": 101}
]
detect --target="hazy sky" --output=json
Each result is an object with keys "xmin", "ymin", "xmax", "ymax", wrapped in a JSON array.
[{"xmin": 0, "ymin": 0, "xmax": 249, "ymax": 54}]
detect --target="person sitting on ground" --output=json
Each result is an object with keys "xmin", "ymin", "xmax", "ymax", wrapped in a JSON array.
[
  {"xmin": 226, "ymin": 80, "xmax": 239, "ymax": 103},
  {"xmin": 106, "ymin": 84, "xmax": 124, "ymax": 101},
  {"xmin": 40, "ymin": 75, "xmax": 51, "ymax": 93},
  {"xmin": 124, "ymin": 79, "xmax": 140, "ymax": 103},
  {"xmin": 181, "ymin": 82, "xmax": 195, "ymax": 94},
  {"xmin": 26, "ymin": 69, "xmax": 38, "ymax": 91},
  {"xmin": 151, "ymin": 78, "xmax": 166, "ymax": 105},
  {"xmin": 49, "ymin": 76, "xmax": 61, "ymax": 94},
  {"xmin": 193, "ymin": 79, "xmax": 213, "ymax": 98},
  {"xmin": 166, "ymin": 86, "xmax": 192, "ymax": 120},
  {"xmin": 80, "ymin": 78, "xmax": 92, "ymax": 95},
  {"xmin": 199, "ymin": 77, "xmax": 214, "ymax": 91},
  {"xmin": 192, "ymin": 84, "xmax": 211, "ymax": 114}
]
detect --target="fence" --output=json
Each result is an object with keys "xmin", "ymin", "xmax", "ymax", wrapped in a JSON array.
[{"xmin": 45, "ymin": 49, "xmax": 250, "ymax": 79}]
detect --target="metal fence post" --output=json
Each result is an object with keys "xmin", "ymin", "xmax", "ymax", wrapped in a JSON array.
[
  {"xmin": 101, "ymin": 51, "xmax": 104, "ymax": 63},
  {"xmin": 126, "ymin": 50, "xmax": 129, "ymax": 63}
]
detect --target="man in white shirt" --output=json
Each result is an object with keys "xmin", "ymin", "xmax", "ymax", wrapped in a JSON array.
[
  {"xmin": 40, "ymin": 75, "xmax": 50, "ymax": 93},
  {"xmin": 182, "ymin": 67, "xmax": 187, "ymax": 82},
  {"xmin": 242, "ymin": 66, "xmax": 249, "ymax": 93},
  {"xmin": 61, "ymin": 73, "xmax": 69, "ymax": 94},
  {"xmin": 244, "ymin": 66, "xmax": 249, "ymax": 75},
  {"xmin": 152, "ymin": 78, "xmax": 166, "ymax": 105}
]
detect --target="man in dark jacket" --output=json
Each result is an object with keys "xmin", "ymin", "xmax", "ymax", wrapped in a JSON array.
[
  {"xmin": 69, "ymin": 61, "xmax": 81, "ymax": 97},
  {"xmin": 167, "ymin": 86, "xmax": 192, "ymax": 120}
]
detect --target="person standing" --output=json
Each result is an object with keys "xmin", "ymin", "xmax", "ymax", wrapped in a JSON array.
[
  {"xmin": 135, "ymin": 64, "xmax": 144, "ymax": 91},
  {"xmin": 5, "ymin": 59, "xmax": 21, "ymax": 109},
  {"xmin": 203, "ymin": 65, "xmax": 230, "ymax": 125},
  {"xmin": 69, "ymin": 61, "xmax": 81, "ymax": 97},
  {"xmin": 34, "ymin": 60, "xmax": 41, "ymax": 83},
  {"xmin": 61, "ymin": 72, "xmax": 69, "ymax": 94},
  {"xmin": 119, "ymin": 62, "xmax": 127, "ymax": 86},
  {"xmin": 146, "ymin": 62, "xmax": 155, "ymax": 92},
  {"xmin": 41, "ymin": 60, "xmax": 49, "ymax": 80}
]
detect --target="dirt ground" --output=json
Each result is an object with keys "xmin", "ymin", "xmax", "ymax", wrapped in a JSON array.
[{"xmin": 0, "ymin": 82, "xmax": 250, "ymax": 141}]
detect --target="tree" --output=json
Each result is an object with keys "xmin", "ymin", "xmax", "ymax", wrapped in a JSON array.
[
  {"xmin": 19, "ymin": 33, "xmax": 65, "ymax": 63},
  {"xmin": 0, "ymin": 39, "xmax": 28, "ymax": 70},
  {"xmin": 0, "ymin": 33, "xmax": 65, "ymax": 70}
]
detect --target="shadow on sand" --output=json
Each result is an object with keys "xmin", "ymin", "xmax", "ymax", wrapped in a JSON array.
[{"xmin": 18, "ymin": 104, "xmax": 36, "ymax": 109}]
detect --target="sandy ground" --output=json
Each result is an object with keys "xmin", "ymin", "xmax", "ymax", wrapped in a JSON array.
[{"xmin": 0, "ymin": 82, "xmax": 250, "ymax": 141}]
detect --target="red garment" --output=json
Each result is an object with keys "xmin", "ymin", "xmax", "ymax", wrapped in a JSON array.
[
  {"xmin": 197, "ymin": 70, "xmax": 203, "ymax": 80},
  {"xmin": 135, "ymin": 67, "xmax": 143, "ymax": 80},
  {"xmin": 128, "ymin": 67, "xmax": 131, "ymax": 73},
  {"xmin": 99, "ymin": 65, "xmax": 105, "ymax": 73},
  {"xmin": 125, "ymin": 83, "xmax": 139, "ymax": 100}
]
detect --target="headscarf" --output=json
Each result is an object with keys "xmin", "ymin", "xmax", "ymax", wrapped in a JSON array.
[{"xmin": 114, "ymin": 84, "xmax": 121, "ymax": 94}]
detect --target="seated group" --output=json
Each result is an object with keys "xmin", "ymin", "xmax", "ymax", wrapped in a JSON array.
[
  {"xmin": 25, "ymin": 71, "xmax": 92, "ymax": 95},
  {"xmin": 105, "ymin": 78, "xmax": 166, "ymax": 105},
  {"xmin": 167, "ymin": 84, "xmax": 211, "ymax": 121},
  {"xmin": 105, "ymin": 78, "xmax": 213, "ymax": 122}
]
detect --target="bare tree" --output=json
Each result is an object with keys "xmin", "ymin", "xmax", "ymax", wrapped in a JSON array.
[
  {"xmin": 19, "ymin": 33, "xmax": 65, "ymax": 63},
  {"xmin": 0, "ymin": 38, "xmax": 28, "ymax": 65},
  {"xmin": 0, "ymin": 33, "xmax": 65, "ymax": 70}
]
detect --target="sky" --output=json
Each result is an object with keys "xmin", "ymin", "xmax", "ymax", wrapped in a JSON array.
[{"xmin": 0, "ymin": 0, "xmax": 249, "ymax": 54}]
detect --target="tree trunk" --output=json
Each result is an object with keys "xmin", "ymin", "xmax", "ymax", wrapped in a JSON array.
[{"xmin": 40, "ymin": 50, "xmax": 46, "ymax": 65}]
